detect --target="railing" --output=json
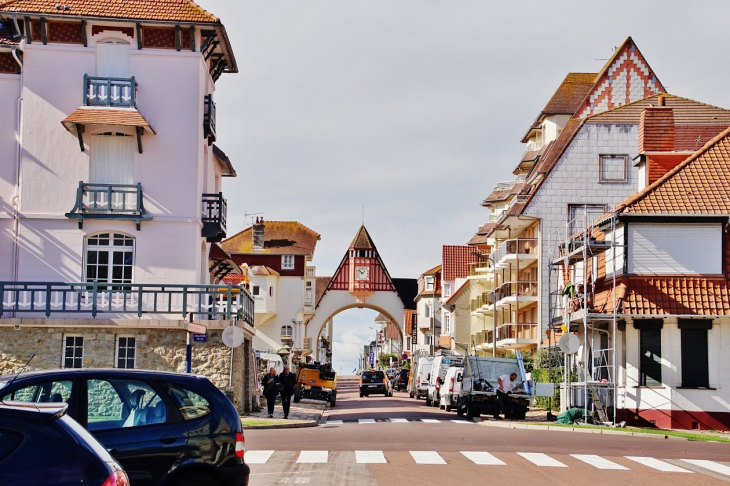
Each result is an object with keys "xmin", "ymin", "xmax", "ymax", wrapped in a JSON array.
[
  {"xmin": 84, "ymin": 74, "xmax": 137, "ymax": 108},
  {"xmin": 201, "ymin": 193, "xmax": 227, "ymax": 242},
  {"xmin": 494, "ymin": 237, "xmax": 538, "ymax": 263},
  {"xmin": 495, "ymin": 281, "xmax": 538, "ymax": 301},
  {"xmin": 65, "ymin": 182, "xmax": 151, "ymax": 230},
  {"xmin": 496, "ymin": 323, "xmax": 538, "ymax": 342},
  {"xmin": 204, "ymin": 94, "xmax": 216, "ymax": 145},
  {"xmin": 305, "ymin": 266, "xmax": 316, "ymax": 277},
  {"xmin": 521, "ymin": 140, "xmax": 544, "ymax": 158},
  {"xmin": 468, "ymin": 260, "xmax": 493, "ymax": 276},
  {"xmin": 0, "ymin": 281, "xmax": 254, "ymax": 324}
]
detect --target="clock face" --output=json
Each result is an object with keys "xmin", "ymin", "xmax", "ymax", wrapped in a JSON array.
[{"xmin": 355, "ymin": 266, "xmax": 370, "ymax": 281}]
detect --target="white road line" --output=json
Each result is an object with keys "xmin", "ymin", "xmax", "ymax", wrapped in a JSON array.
[
  {"xmin": 571, "ymin": 454, "xmax": 628, "ymax": 470},
  {"xmin": 421, "ymin": 419, "xmax": 440, "ymax": 423},
  {"xmin": 517, "ymin": 453, "xmax": 568, "ymax": 467},
  {"xmin": 326, "ymin": 420, "xmax": 343, "ymax": 425},
  {"xmin": 625, "ymin": 457, "xmax": 692, "ymax": 473},
  {"xmin": 451, "ymin": 420, "xmax": 472, "ymax": 424},
  {"xmin": 390, "ymin": 418, "xmax": 408, "ymax": 423},
  {"xmin": 410, "ymin": 451, "xmax": 447, "ymax": 465},
  {"xmin": 358, "ymin": 418, "xmax": 376, "ymax": 424},
  {"xmin": 297, "ymin": 451, "xmax": 328, "ymax": 463},
  {"xmin": 681, "ymin": 460, "xmax": 730, "ymax": 476},
  {"xmin": 355, "ymin": 451, "xmax": 387, "ymax": 464},
  {"xmin": 461, "ymin": 451, "xmax": 506, "ymax": 465},
  {"xmin": 245, "ymin": 450, "xmax": 275, "ymax": 464}
]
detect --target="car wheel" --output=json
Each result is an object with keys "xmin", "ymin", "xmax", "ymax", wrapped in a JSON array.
[
  {"xmin": 359, "ymin": 392, "xmax": 363, "ymax": 398},
  {"xmin": 175, "ymin": 473, "xmax": 218, "ymax": 486},
  {"xmin": 445, "ymin": 404, "xmax": 452, "ymax": 412},
  {"xmin": 425, "ymin": 397, "xmax": 431, "ymax": 406},
  {"xmin": 330, "ymin": 394, "xmax": 337, "ymax": 407},
  {"xmin": 466, "ymin": 398, "xmax": 474, "ymax": 419}
]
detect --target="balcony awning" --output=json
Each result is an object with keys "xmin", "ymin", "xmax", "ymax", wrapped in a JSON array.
[
  {"xmin": 209, "ymin": 242, "xmax": 241, "ymax": 280},
  {"xmin": 61, "ymin": 107, "xmax": 156, "ymax": 153}
]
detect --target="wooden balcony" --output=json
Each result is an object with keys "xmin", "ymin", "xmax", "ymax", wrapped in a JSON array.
[
  {"xmin": 84, "ymin": 74, "xmax": 137, "ymax": 108},
  {"xmin": 0, "ymin": 281, "xmax": 254, "ymax": 324},
  {"xmin": 65, "ymin": 182, "xmax": 152, "ymax": 230},
  {"xmin": 201, "ymin": 192, "xmax": 227, "ymax": 242}
]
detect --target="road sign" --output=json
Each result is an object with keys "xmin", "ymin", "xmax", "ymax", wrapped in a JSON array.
[
  {"xmin": 222, "ymin": 326, "xmax": 245, "ymax": 348},
  {"xmin": 402, "ymin": 353, "xmax": 408, "ymax": 360},
  {"xmin": 185, "ymin": 322, "xmax": 207, "ymax": 334},
  {"xmin": 368, "ymin": 352, "xmax": 374, "ymax": 365},
  {"xmin": 193, "ymin": 334, "xmax": 207, "ymax": 342}
]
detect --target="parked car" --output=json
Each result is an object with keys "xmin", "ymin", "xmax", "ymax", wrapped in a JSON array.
[
  {"xmin": 359, "ymin": 370, "xmax": 392, "ymax": 397},
  {"xmin": 439, "ymin": 365, "xmax": 464, "ymax": 412},
  {"xmin": 394, "ymin": 368, "xmax": 410, "ymax": 391},
  {"xmin": 384, "ymin": 368, "xmax": 397, "ymax": 381},
  {"xmin": 411, "ymin": 357, "xmax": 434, "ymax": 399},
  {"xmin": 0, "ymin": 400, "xmax": 129, "ymax": 486},
  {"xmin": 427, "ymin": 355, "xmax": 462, "ymax": 407},
  {"xmin": 0, "ymin": 369, "xmax": 250, "ymax": 486}
]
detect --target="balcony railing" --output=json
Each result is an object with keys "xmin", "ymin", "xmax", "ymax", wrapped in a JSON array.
[
  {"xmin": 0, "ymin": 281, "xmax": 254, "ymax": 324},
  {"xmin": 495, "ymin": 238, "xmax": 538, "ymax": 264},
  {"xmin": 496, "ymin": 323, "xmax": 538, "ymax": 342},
  {"xmin": 202, "ymin": 193, "xmax": 227, "ymax": 242},
  {"xmin": 495, "ymin": 281, "xmax": 538, "ymax": 302},
  {"xmin": 84, "ymin": 74, "xmax": 137, "ymax": 108},
  {"xmin": 305, "ymin": 266, "xmax": 316, "ymax": 277},
  {"xmin": 65, "ymin": 182, "xmax": 152, "ymax": 230},
  {"xmin": 204, "ymin": 94, "xmax": 216, "ymax": 145}
]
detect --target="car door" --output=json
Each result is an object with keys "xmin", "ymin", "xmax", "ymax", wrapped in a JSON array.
[{"xmin": 83, "ymin": 376, "xmax": 187, "ymax": 486}]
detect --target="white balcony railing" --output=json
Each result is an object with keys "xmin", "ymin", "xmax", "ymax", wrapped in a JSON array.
[
  {"xmin": 305, "ymin": 266, "xmax": 316, "ymax": 277},
  {"xmin": 494, "ymin": 237, "xmax": 538, "ymax": 265}
]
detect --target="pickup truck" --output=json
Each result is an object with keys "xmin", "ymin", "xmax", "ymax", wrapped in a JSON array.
[{"xmin": 456, "ymin": 354, "xmax": 531, "ymax": 420}]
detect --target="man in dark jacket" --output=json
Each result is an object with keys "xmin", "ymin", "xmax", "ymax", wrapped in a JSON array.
[
  {"xmin": 261, "ymin": 368, "xmax": 279, "ymax": 418},
  {"xmin": 278, "ymin": 365, "xmax": 297, "ymax": 419}
]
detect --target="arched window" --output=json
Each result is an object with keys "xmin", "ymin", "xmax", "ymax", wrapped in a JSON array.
[
  {"xmin": 85, "ymin": 233, "xmax": 135, "ymax": 285},
  {"xmin": 281, "ymin": 325, "xmax": 292, "ymax": 338}
]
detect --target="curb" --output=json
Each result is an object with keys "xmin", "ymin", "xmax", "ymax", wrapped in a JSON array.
[
  {"xmin": 477, "ymin": 420, "xmax": 694, "ymax": 441},
  {"xmin": 243, "ymin": 421, "xmax": 318, "ymax": 430}
]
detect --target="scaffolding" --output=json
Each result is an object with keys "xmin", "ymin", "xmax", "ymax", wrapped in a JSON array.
[{"xmin": 546, "ymin": 207, "xmax": 622, "ymax": 425}]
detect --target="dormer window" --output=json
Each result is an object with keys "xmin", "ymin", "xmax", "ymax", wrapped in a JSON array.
[{"xmin": 425, "ymin": 276, "xmax": 434, "ymax": 291}]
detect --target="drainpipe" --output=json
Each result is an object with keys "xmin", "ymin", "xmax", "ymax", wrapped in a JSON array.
[{"xmin": 11, "ymin": 36, "xmax": 25, "ymax": 286}]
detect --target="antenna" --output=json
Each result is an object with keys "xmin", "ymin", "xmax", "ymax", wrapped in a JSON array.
[
  {"xmin": 244, "ymin": 212, "xmax": 264, "ymax": 227},
  {"xmin": 3, "ymin": 354, "xmax": 35, "ymax": 395}
]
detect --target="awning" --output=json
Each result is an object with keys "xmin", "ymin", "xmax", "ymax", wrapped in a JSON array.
[
  {"xmin": 438, "ymin": 335, "xmax": 452, "ymax": 348},
  {"xmin": 61, "ymin": 107, "xmax": 155, "ymax": 153}
]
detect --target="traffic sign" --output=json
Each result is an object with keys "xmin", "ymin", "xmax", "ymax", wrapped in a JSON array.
[
  {"xmin": 193, "ymin": 334, "xmax": 207, "ymax": 342},
  {"xmin": 222, "ymin": 326, "xmax": 245, "ymax": 348},
  {"xmin": 185, "ymin": 322, "xmax": 207, "ymax": 334}
]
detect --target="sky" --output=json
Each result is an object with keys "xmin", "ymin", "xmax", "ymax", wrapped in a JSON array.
[{"xmin": 198, "ymin": 0, "xmax": 730, "ymax": 373}]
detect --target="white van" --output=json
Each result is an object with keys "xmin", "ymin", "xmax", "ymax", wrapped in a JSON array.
[
  {"xmin": 439, "ymin": 365, "xmax": 464, "ymax": 411},
  {"xmin": 412, "ymin": 357, "xmax": 434, "ymax": 399},
  {"xmin": 427, "ymin": 355, "xmax": 462, "ymax": 406}
]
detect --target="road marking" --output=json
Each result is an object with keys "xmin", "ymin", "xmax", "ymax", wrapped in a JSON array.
[
  {"xmin": 410, "ymin": 451, "xmax": 447, "ymax": 465},
  {"xmin": 517, "ymin": 453, "xmax": 568, "ymax": 467},
  {"xmin": 296, "ymin": 451, "xmax": 328, "ymax": 463},
  {"xmin": 358, "ymin": 418, "xmax": 376, "ymax": 424},
  {"xmin": 570, "ymin": 454, "xmax": 628, "ymax": 470},
  {"xmin": 355, "ymin": 451, "xmax": 387, "ymax": 464},
  {"xmin": 451, "ymin": 420, "xmax": 472, "ymax": 424},
  {"xmin": 390, "ymin": 418, "xmax": 408, "ymax": 423},
  {"xmin": 246, "ymin": 450, "xmax": 275, "ymax": 464},
  {"xmin": 421, "ymin": 419, "xmax": 440, "ymax": 423},
  {"xmin": 625, "ymin": 457, "xmax": 692, "ymax": 473},
  {"xmin": 326, "ymin": 420, "xmax": 343, "ymax": 425},
  {"xmin": 461, "ymin": 451, "xmax": 506, "ymax": 465},
  {"xmin": 681, "ymin": 460, "xmax": 730, "ymax": 476}
]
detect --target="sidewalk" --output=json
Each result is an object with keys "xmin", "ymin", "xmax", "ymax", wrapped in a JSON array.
[{"xmin": 241, "ymin": 398, "xmax": 328, "ymax": 429}]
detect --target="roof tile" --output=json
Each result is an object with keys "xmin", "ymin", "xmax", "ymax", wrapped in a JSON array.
[{"xmin": 222, "ymin": 221, "xmax": 321, "ymax": 256}]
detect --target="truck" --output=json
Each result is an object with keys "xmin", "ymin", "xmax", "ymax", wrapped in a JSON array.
[
  {"xmin": 427, "ymin": 354, "xmax": 463, "ymax": 407},
  {"xmin": 456, "ymin": 354, "xmax": 531, "ymax": 420},
  {"xmin": 293, "ymin": 362, "xmax": 337, "ymax": 406},
  {"xmin": 410, "ymin": 356, "xmax": 434, "ymax": 399}
]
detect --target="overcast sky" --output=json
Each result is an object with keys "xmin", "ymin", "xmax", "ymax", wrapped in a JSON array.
[{"xmin": 200, "ymin": 0, "xmax": 730, "ymax": 372}]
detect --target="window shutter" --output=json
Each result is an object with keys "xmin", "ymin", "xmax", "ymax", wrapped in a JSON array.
[
  {"xmin": 640, "ymin": 328, "xmax": 662, "ymax": 386},
  {"xmin": 681, "ymin": 328, "xmax": 709, "ymax": 388}
]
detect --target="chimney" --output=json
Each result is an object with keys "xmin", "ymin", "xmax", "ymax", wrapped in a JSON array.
[
  {"xmin": 253, "ymin": 217, "xmax": 265, "ymax": 250},
  {"xmin": 639, "ymin": 104, "xmax": 674, "ymax": 153}
]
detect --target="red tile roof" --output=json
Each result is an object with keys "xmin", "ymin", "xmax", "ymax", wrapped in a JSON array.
[
  {"xmin": 542, "ymin": 72, "xmax": 597, "ymax": 115},
  {"xmin": 222, "ymin": 221, "xmax": 321, "ymax": 256},
  {"xmin": 62, "ymin": 107, "xmax": 155, "ymax": 134},
  {"xmin": 404, "ymin": 309, "xmax": 417, "ymax": 335},
  {"xmin": 209, "ymin": 242, "xmax": 231, "ymax": 261},
  {"xmin": 0, "ymin": 22, "xmax": 19, "ymax": 45},
  {"xmin": 675, "ymin": 124, "xmax": 730, "ymax": 151},
  {"xmin": 442, "ymin": 245, "xmax": 485, "ymax": 281},
  {"xmin": 0, "ymin": 0, "xmax": 219, "ymax": 23}
]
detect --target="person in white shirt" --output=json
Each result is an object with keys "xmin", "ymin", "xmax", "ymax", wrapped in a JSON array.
[{"xmin": 496, "ymin": 372, "xmax": 518, "ymax": 419}]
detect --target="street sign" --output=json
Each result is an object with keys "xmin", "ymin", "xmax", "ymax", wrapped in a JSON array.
[
  {"xmin": 402, "ymin": 353, "xmax": 408, "ymax": 360},
  {"xmin": 185, "ymin": 322, "xmax": 207, "ymax": 334},
  {"xmin": 368, "ymin": 352, "xmax": 374, "ymax": 365},
  {"xmin": 222, "ymin": 326, "xmax": 245, "ymax": 348},
  {"xmin": 193, "ymin": 334, "xmax": 207, "ymax": 342}
]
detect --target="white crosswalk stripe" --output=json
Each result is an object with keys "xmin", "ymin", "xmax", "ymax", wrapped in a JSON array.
[
  {"xmin": 571, "ymin": 454, "xmax": 628, "ymax": 470},
  {"xmin": 410, "ymin": 451, "xmax": 446, "ymax": 465},
  {"xmin": 421, "ymin": 419, "xmax": 440, "ymax": 423},
  {"xmin": 451, "ymin": 420, "xmax": 472, "ymax": 424},
  {"xmin": 355, "ymin": 451, "xmax": 387, "ymax": 464},
  {"xmin": 625, "ymin": 457, "xmax": 692, "ymax": 473},
  {"xmin": 246, "ymin": 450, "xmax": 275, "ymax": 464},
  {"xmin": 461, "ymin": 451, "xmax": 506, "ymax": 465},
  {"xmin": 326, "ymin": 420, "xmax": 343, "ymax": 425},
  {"xmin": 517, "ymin": 452, "xmax": 568, "ymax": 467},
  {"xmin": 681, "ymin": 459, "xmax": 730, "ymax": 476},
  {"xmin": 358, "ymin": 418, "xmax": 375, "ymax": 424},
  {"xmin": 297, "ymin": 450, "xmax": 328, "ymax": 463},
  {"xmin": 390, "ymin": 418, "xmax": 408, "ymax": 423}
]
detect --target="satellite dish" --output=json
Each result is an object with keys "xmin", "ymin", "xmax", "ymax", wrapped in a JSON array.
[
  {"xmin": 222, "ymin": 326, "xmax": 245, "ymax": 348},
  {"xmin": 558, "ymin": 333, "xmax": 580, "ymax": 355}
]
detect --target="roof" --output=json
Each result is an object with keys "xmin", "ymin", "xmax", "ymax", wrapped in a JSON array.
[
  {"xmin": 586, "ymin": 94, "xmax": 730, "ymax": 125},
  {"xmin": 209, "ymin": 242, "xmax": 231, "ymax": 261},
  {"xmin": 222, "ymin": 221, "xmax": 321, "ymax": 256},
  {"xmin": 374, "ymin": 313, "xmax": 388, "ymax": 322},
  {"xmin": 421, "ymin": 264, "xmax": 441, "ymax": 277},
  {"xmin": 542, "ymin": 73, "xmax": 597, "ymax": 115},
  {"xmin": 349, "ymin": 225, "xmax": 376, "ymax": 249},
  {"xmin": 61, "ymin": 107, "xmax": 155, "ymax": 134},
  {"xmin": 403, "ymin": 309, "xmax": 417, "ymax": 335},
  {"xmin": 314, "ymin": 276, "xmax": 332, "ymax": 307},
  {"xmin": 442, "ymin": 245, "xmax": 484, "ymax": 281},
  {"xmin": 0, "ymin": 0, "xmax": 219, "ymax": 23},
  {"xmin": 0, "ymin": 21, "xmax": 18, "ymax": 45},
  {"xmin": 212, "ymin": 144, "xmax": 236, "ymax": 177},
  {"xmin": 249, "ymin": 265, "xmax": 279, "ymax": 276}
]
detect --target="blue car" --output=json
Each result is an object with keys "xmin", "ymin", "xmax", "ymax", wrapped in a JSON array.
[
  {"xmin": 0, "ymin": 400, "xmax": 129, "ymax": 486},
  {"xmin": 0, "ymin": 369, "xmax": 250, "ymax": 486}
]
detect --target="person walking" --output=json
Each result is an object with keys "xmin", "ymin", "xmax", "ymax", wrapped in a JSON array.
[
  {"xmin": 278, "ymin": 365, "xmax": 297, "ymax": 419},
  {"xmin": 261, "ymin": 368, "xmax": 279, "ymax": 418},
  {"xmin": 496, "ymin": 372, "xmax": 518, "ymax": 420}
]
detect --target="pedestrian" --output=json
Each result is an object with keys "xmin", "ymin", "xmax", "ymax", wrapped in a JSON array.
[
  {"xmin": 496, "ymin": 372, "xmax": 519, "ymax": 420},
  {"xmin": 261, "ymin": 367, "xmax": 279, "ymax": 418},
  {"xmin": 278, "ymin": 365, "xmax": 297, "ymax": 419}
]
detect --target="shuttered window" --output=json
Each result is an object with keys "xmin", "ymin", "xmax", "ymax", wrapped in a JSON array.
[
  {"xmin": 96, "ymin": 40, "xmax": 131, "ymax": 78},
  {"xmin": 90, "ymin": 133, "xmax": 134, "ymax": 185},
  {"xmin": 628, "ymin": 223, "xmax": 722, "ymax": 275},
  {"xmin": 680, "ymin": 320, "xmax": 711, "ymax": 388},
  {"xmin": 639, "ymin": 328, "xmax": 662, "ymax": 386}
]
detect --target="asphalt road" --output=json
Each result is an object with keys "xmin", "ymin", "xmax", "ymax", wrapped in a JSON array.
[{"xmin": 246, "ymin": 376, "xmax": 730, "ymax": 485}]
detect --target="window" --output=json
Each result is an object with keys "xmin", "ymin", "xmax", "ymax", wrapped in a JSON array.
[
  {"xmin": 628, "ymin": 223, "xmax": 722, "ymax": 275},
  {"xmin": 87, "ymin": 379, "xmax": 166, "ymax": 431},
  {"xmin": 426, "ymin": 334, "xmax": 433, "ymax": 345},
  {"xmin": 281, "ymin": 325, "xmax": 292, "ymax": 338},
  {"xmin": 96, "ymin": 40, "xmax": 130, "ymax": 78},
  {"xmin": 90, "ymin": 133, "xmax": 134, "ymax": 185},
  {"xmin": 639, "ymin": 327, "xmax": 662, "ymax": 386},
  {"xmin": 165, "ymin": 384, "xmax": 211, "ymax": 420},
  {"xmin": 269, "ymin": 286, "xmax": 273, "ymax": 297},
  {"xmin": 304, "ymin": 288, "xmax": 313, "ymax": 306},
  {"xmin": 568, "ymin": 204, "xmax": 606, "ymax": 236},
  {"xmin": 2, "ymin": 380, "xmax": 73, "ymax": 403},
  {"xmin": 406, "ymin": 336, "xmax": 411, "ymax": 351},
  {"xmin": 679, "ymin": 320, "xmax": 711, "ymax": 388},
  {"xmin": 116, "ymin": 336, "xmax": 136, "ymax": 369},
  {"xmin": 64, "ymin": 336, "xmax": 83, "ymax": 369},
  {"xmin": 443, "ymin": 283, "xmax": 451, "ymax": 298},
  {"xmin": 425, "ymin": 304, "xmax": 432, "ymax": 318},
  {"xmin": 85, "ymin": 233, "xmax": 134, "ymax": 286},
  {"xmin": 444, "ymin": 314, "xmax": 451, "ymax": 334},
  {"xmin": 281, "ymin": 255, "xmax": 294, "ymax": 270},
  {"xmin": 425, "ymin": 276, "xmax": 434, "ymax": 291},
  {"xmin": 252, "ymin": 286, "xmax": 260, "ymax": 296},
  {"xmin": 598, "ymin": 155, "xmax": 628, "ymax": 183}
]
